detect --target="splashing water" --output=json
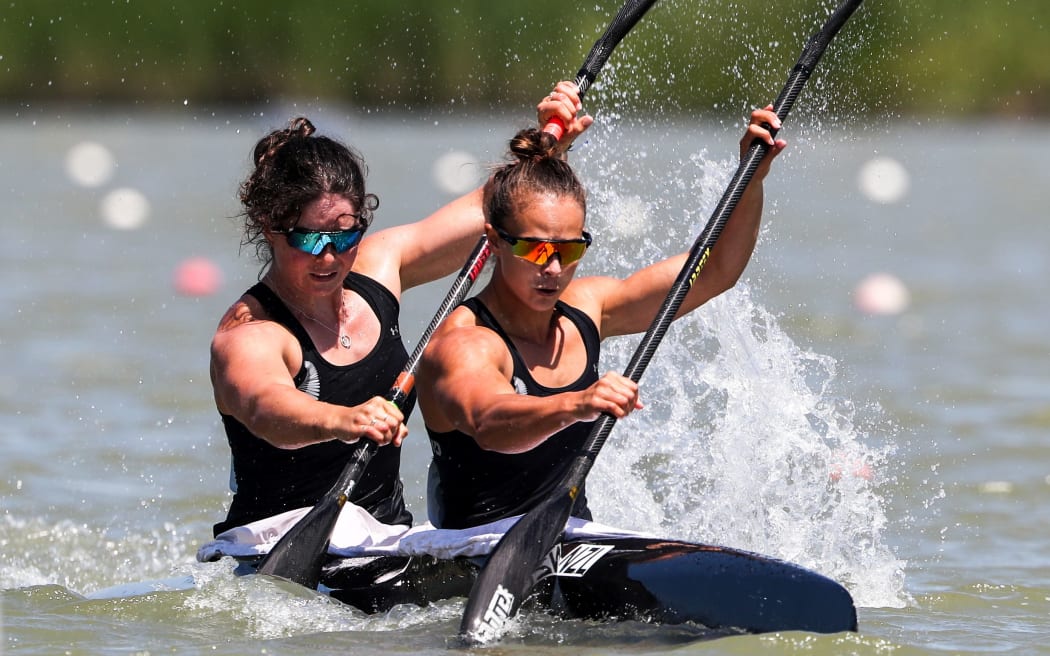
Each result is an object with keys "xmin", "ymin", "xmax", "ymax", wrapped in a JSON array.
[
  {"xmin": 557, "ymin": 0, "xmax": 910, "ymax": 607},
  {"xmin": 0, "ymin": 513, "xmax": 463, "ymax": 642},
  {"xmin": 573, "ymin": 120, "xmax": 907, "ymax": 609}
]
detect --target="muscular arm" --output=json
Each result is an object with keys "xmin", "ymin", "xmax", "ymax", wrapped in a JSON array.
[
  {"xmin": 209, "ymin": 301, "xmax": 404, "ymax": 449},
  {"xmin": 417, "ymin": 322, "xmax": 638, "ymax": 454}
]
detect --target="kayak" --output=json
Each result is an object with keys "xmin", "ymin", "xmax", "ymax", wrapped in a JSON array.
[
  {"xmin": 282, "ymin": 536, "xmax": 857, "ymax": 636},
  {"xmin": 203, "ymin": 509, "xmax": 856, "ymax": 636}
]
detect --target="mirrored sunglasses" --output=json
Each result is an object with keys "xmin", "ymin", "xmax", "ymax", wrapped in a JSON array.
[
  {"xmin": 285, "ymin": 226, "xmax": 366, "ymax": 255},
  {"xmin": 495, "ymin": 226, "xmax": 592, "ymax": 266}
]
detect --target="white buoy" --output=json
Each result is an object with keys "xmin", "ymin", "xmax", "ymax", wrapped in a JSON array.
[
  {"xmin": 65, "ymin": 141, "xmax": 116, "ymax": 188},
  {"xmin": 100, "ymin": 187, "xmax": 150, "ymax": 230},
  {"xmin": 857, "ymin": 156, "xmax": 910, "ymax": 204},
  {"xmin": 979, "ymin": 481, "xmax": 1013, "ymax": 495},
  {"xmin": 432, "ymin": 150, "xmax": 480, "ymax": 195},
  {"xmin": 853, "ymin": 272, "xmax": 910, "ymax": 316}
]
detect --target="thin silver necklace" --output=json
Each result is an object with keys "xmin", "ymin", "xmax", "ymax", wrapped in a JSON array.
[{"xmin": 271, "ymin": 281, "xmax": 352, "ymax": 349}]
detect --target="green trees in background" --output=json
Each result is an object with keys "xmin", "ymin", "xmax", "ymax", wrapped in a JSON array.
[{"xmin": 1, "ymin": 0, "xmax": 1046, "ymax": 117}]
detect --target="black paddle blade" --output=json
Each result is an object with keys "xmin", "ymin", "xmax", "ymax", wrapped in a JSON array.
[
  {"xmin": 255, "ymin": 493, "xmax": 345, "ymax": 588},
  {"xmin": 459, "ymin": 489, "xmax": 577, "ymax": 645}
]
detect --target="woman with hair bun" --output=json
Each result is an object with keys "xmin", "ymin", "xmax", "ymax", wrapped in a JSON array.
[
  {"xmin": 418, "ymin": 105, "xmax": 786, "ymax": 530},
  {"xmin": 206, "ymin": 82, "xmax": 592, "ymax": 540}
]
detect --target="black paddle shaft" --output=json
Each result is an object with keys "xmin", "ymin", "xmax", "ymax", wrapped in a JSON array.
[
  {"xmin": 460, "ymin": 0, "xmax": 865, "ymax": 644},
  {"xmin": 574, "ymin": 0, "xmax": 659, "ymax": 96},
  {"xmin": 329, "ymin": 235, "xmax": 493, "ymax": 497}
]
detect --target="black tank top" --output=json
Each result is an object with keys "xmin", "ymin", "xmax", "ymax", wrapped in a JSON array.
[
  {"xmin": 426, "ymin": 297, "xmax": 601, "ymax": 530},
  {"xmin": 214, "ymin": 271, "xmax": 414, "ymax": 536}
]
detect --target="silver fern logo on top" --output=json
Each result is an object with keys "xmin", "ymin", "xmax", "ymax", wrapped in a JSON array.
[
  {"xmin": 511, "ymin": 376, "xmax": 528, "ymax": 395},
  {"xmin": 297, "ymin": 361, "xmax": 320, "ymax": 399}
]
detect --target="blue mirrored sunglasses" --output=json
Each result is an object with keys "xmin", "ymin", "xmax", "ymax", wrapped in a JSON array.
[{"xmin": 285, "ymin": 226, "xmax": 366, "ymax": 255}]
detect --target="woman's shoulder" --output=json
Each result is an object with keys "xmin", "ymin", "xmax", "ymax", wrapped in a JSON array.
[
  {"xmin": 431, "ymin": 304, "xmax": 489, "ymax": 342},
  {"xmin": 352, "ymin": 232, "xmax": 404, "ymax": 298},
  {"xmin": 562, "ymin": 275, "xmax": 619, "ymax": 320},
  {"xmin": 211, "ymin": 292, "xmax": 292, "ymax": 350},
  {"xmin": 210, "ymin": 296, "xmax": 303, "ymax": 388},
  {"xmin": 215, "ymin": 293, "xmax": 262, "ymax": 332},
  {"xmin": 565, "ymin": 273, "xmax": 622, "ymax": 297},
  {"xmin": 426, "ymin": 309, "xmax": 505, "ymax": 361}
]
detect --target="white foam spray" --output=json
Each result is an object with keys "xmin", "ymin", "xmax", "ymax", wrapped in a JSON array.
[{"xmin": 574, "ymin": 124, "xmax": 907, "ymax": 609}]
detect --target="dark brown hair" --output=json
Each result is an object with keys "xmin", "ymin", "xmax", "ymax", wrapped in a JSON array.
[
  {"xmin": 238, "ymin": 117, "xmax": 379, "ymax": 263},
  {"xmin": 483, "ymin": 128, "xmax": 586, "ymax": 230}
]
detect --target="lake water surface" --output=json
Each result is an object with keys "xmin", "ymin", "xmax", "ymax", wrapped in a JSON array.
[{"xmin": 2, "ymin": 110, "xmax": 1049, "ymax": 654}]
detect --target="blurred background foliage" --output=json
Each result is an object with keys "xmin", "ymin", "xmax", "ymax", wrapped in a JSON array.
[{"xmin": 1, "ymin": 0, "xmax": 1046, "ymax": 119}]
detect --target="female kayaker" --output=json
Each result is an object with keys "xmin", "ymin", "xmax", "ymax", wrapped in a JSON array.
[{"xmin": 418, "ymin": 104, "xmax": 785, "ymax": 529}]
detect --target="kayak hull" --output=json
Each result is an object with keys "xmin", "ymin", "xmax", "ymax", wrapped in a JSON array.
[{"xmin": 314, "ymin": 536, "xmax": 857, "ymax": 635}]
